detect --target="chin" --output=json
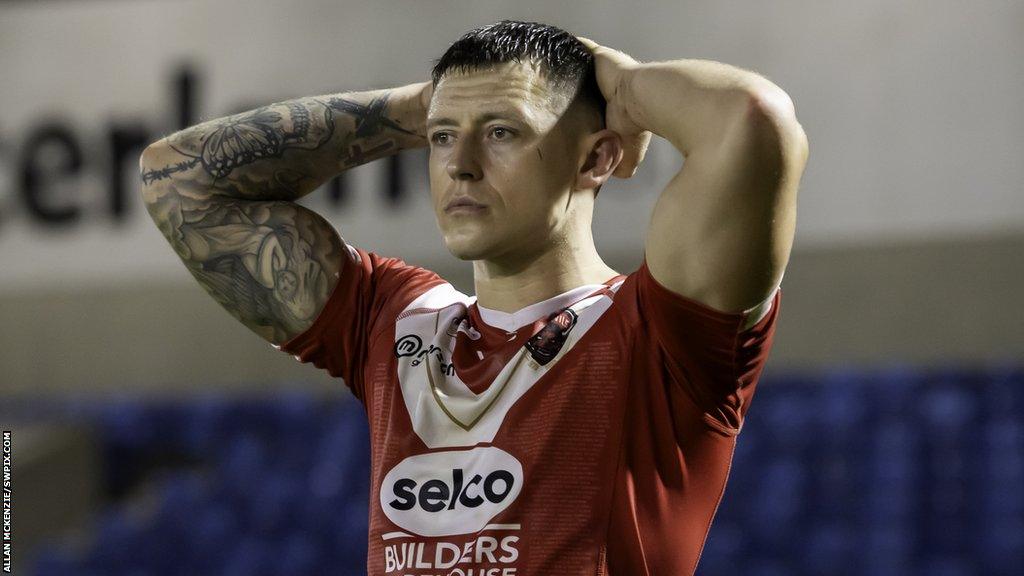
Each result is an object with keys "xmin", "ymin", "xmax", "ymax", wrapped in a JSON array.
[
  {"xmin": 446, "ymin": 242, "xmax": 490, "ymax": 261},
  {"xmin": 443, "ymin": 232, "xmax": 496, "ymax": 261}
]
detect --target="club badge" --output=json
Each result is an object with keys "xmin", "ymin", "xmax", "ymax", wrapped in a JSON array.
[{"xmin": 524, "ymin": 308, "xmax": 579, "ymax": 366}]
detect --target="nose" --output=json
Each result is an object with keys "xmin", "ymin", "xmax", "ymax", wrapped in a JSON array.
[{"xmin": 445, "ymin": 138, "xmax": 483, "ymax": 182}]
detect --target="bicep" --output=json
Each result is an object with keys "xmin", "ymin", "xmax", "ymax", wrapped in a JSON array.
[
  {"xmin": 142, "ymin": 178, "xmax": 345, "ymax": 345},
  {"xmin": 644, "ymin": 94, "xmax": 807, "ymax": 313}
]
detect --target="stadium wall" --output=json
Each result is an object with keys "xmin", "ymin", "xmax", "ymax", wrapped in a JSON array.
[{"xmin": 1, "ymin": 0, "xmax": 1021, "ymax": 393}]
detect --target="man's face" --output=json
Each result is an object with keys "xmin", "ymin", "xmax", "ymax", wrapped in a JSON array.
[{"xmin": 427, "ymin": 61, "xmax": 589, "ymax": 263}]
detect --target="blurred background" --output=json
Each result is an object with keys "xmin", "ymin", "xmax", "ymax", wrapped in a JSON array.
[{"xmin": 1, "ymin": 0, "xmax": 1021, "ymax": 574}]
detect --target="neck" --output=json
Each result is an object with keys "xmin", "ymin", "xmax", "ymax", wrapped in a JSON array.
[{"xmin": 472, "ymin": 224, "xmax": 619, "ymax": 314}]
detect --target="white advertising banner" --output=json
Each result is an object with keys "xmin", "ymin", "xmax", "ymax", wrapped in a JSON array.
[{"xmin": 1, "ymin": 0, "xmax": 1021, "ymax": 291}]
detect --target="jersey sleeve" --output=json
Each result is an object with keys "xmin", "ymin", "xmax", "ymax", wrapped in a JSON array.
[
  {"xmin": 274, "ymin": 242, "xmax": 447, "ymax": 403},
  {"xmin": 634, "ymin": 254, "xmax": 781, "ymax": 435}
]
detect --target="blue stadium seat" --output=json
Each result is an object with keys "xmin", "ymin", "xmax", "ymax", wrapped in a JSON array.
[
  {"xmin": 982, "ymin": 364, "xmax": 1024, "ymax": 418},
  {"xmin": 818, "ymin": 368, "xmax": 871, "ymax": 434},
  {"xmin": 699, "ymin": 521, "xmax": 746, "ymax": 562},
  {"xmin": 919, "ymin": 384, "xmax": 977, "ymax": 438},
  {"xmin": 221, "ymin": 536, "xmax": 274, "ymax": 576},
  {"xmin": 189, "ymin": 503, "xmax": 242, "ymax": 573},
  {"xmin": 976, "ymin": 518, "xmax": 1024, "ymax": 575},
  {"xmin": 278, "ymin": 533, "xmax": 319, "ymax": 576},
  {"xmin": 916, "ymin": 555, "xmax": 979, "ymax": 576},
  {"xmin": 742, "ymin": 559, "xmax": 794, "ymax": 576},
  {"xmin": 23, "ymin": 364, "xmax": 1024, "ymax": 575},
  {"xmin": 758, "ymin": 391, "xmax": 815, "ymax": 454},
  {"xmin": 179, "ymin": 393, "xmax": 235, "ymax": 456},
  {"xmin": 864, "ymin": 364, "xmax": 922, "ymax": 418},
  {"xmin": 803, "ymin": 521, "xmax": 856, "ymax": 574},
  {"xmin": 32, "ymin": 545, "xmax": 93, "ymax": 576}
]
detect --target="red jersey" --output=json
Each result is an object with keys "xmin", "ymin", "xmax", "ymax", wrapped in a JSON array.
[{"xmin": 277, "ymin": 243, "xmax": 781, "ymax": 576}]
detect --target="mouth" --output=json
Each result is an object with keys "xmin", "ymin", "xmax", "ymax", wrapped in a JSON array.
[{"xmin": 444, "ymin": 197, "xmax": 488, "ymax": 214}]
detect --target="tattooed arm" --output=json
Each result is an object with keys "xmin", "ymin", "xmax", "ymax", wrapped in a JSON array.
[{"xmin": 139, "ymin": 81, "xmax": 431, "ymax": 344}]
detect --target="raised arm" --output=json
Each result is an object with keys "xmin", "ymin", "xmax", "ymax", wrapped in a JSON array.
[
  {"xmin": 139, "ymin": 81, "xmax": 432, "ymax": 344},
  {"xmin": 580, "ymin": 39, "xmax": 809, "ymax": 315}
]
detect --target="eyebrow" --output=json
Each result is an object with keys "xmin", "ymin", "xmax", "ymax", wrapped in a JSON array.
[{"xmin": 426, "ymin": 111, "xmax": 533, "ymax": 130}]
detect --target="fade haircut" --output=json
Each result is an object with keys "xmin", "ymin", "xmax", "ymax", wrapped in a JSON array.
[{"xmin": 431, "ymin": 20, "xmax": 606, "ymax": 129}]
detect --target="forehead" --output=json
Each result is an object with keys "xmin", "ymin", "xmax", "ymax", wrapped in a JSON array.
[{"xmin": 428, "ymin": 61, "xmax": 567, "ymax": 127}]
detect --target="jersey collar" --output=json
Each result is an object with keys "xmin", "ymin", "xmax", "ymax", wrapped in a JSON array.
[{"xmin": 473, "ymin": 274, "xmax": 625, "ymax": 333}]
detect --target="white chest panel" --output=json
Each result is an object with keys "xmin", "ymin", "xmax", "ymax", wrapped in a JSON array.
[{"xmin": 393, "ymin": 282, "xmax": 623, "ymax": 449}]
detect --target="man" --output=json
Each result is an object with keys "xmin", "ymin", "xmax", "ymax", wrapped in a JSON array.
[{"xmin": 139, "ymin": 20, "xmax": 807, "ymax": 576}]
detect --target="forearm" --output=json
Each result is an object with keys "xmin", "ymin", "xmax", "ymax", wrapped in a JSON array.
[
  {"xmin": 139, "ymin": 81, "xmax": 431, "ymax": 201},
  {"xmin": 623, "ymin": 60, "xmax": 789, "ymax": 156}
]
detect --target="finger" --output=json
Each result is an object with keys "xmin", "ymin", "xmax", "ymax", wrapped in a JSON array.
[
  {"xmin": 613, "ymin": 146, "xmax": 637, "ymax": 179},
  {"xmin": 636, "ymin": 131, "xmax": 652, "ymax": 162},
  {"xmin": 614, "ymin": 132, "xmax": 652, "ymax": 179},
  {"xmin": 418, "ymin": 81, "xmax": 434, "ymax": 109},
  {"xmin": 579, "ymin": 38, "xmax": 639, "ymax": 67}
]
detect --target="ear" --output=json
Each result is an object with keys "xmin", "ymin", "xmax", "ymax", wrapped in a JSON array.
[{"xmin": 574, "ymin": 129, "xmax": 624, "ymax": 191}]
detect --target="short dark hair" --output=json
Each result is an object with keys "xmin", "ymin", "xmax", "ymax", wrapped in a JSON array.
[{"xmin": 431, "ymin": 20, "xmax": 606, "ymax": 126}]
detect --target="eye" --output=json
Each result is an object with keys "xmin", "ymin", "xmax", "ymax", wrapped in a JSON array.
[
  {"xmin": 430, "ymin": 132, "xmax": 453, "ymax": 146},
  {"xmin": 490, "ymin": 127, "xmax": 515, "ymax": 141}
]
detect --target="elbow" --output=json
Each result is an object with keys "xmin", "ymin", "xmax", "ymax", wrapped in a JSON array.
[
  {"xmin": 138, "ymin": 139, "xmax": 168, "ymax": 172},
  {"xmin": 746, "ymin": 84, "xmax": 796, "ymax": 122},
  {"xmin": 745, "ymin": 88, "xmax": 809, "ymax": 167},
  {"xmin": 138, "ymin": 139, "xmax": 175, "ymax": 193},
  {"xmin": 138, "ymin": 140, "xmax": 173, "ymax": 202}
]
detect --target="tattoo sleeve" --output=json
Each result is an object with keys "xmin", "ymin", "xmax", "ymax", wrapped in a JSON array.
[
  {"xmin": 143, "ymin": 180, "xmax": 345, "ymax": 343},
  {"xmin": 139, "ymin": 82, "xmax": 429, "ymax": 343},
  {"xmin": 140, "ymin": 82, "xmax": 430, "ymax": 200}
]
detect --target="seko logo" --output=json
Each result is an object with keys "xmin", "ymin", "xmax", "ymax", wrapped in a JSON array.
[{"xmin": 380, "ymin": 446, "xmax": 523, "ymax": 537}]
